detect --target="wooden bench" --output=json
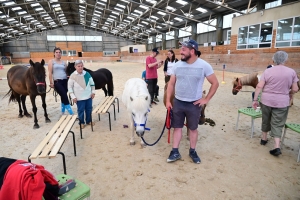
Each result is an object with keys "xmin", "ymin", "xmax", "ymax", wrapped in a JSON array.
[
  {"xmin": 91, "ymin": 96, "xmax": 119, "ymax": 131},
  {"xmin": 28, "ymin": 115, "xmax": 82, "ymax": 174}
]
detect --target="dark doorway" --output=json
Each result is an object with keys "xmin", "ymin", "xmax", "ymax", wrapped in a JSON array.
[
  {"xmin": 129, "ymin": 47, "xmax": 133, "ymax": 53},
  {"xmin": 78, "ymin": 52, "xmax": 82, "ymax": 57}
]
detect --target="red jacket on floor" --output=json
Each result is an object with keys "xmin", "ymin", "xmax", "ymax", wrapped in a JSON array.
[{"xmin": 0, "ymin": 160, "xmax": 58, "ymax": 200}]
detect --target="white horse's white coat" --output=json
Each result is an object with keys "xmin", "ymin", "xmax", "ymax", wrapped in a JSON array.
[{"xmin": 122, "ymin": 78, "xmax": 151, "ymax": 146}]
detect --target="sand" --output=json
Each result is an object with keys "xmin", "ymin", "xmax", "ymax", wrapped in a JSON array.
[{"xmin": 0, "ymin": 61, "xmax": 299, "ymax": 199}]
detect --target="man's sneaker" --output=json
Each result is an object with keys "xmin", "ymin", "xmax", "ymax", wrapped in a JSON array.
[
  {"xmin": 189, "ymin": 151, "xmax": 201, "ymax": 164},
  {"xmin": 167, "ymin": 151, "xmax": 181, "ymax": 163},
  {"xmin": 154, "ymin": 97, "xmax": 159, "ymax": 102},
  {"xmin": 151, "ymin": 101, "xmax": 157, "ymax": 105}
]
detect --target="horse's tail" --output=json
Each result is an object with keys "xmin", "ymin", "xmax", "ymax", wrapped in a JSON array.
[
  {"xmin": 3, "ymin": 89, "xmax": 17, "ymax": 103},
  {"xmin": 106, "ymin": 70, "xmax": 114, "ymax": 96}
]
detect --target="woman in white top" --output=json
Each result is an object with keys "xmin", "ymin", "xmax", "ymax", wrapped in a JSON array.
[
  {"xmin": 48, "ymin": 47, "xmax": 74, "ymax": 115},
  {"xmin": 163, "ymin": 49, "xmax": 178, "ymax": 83}
]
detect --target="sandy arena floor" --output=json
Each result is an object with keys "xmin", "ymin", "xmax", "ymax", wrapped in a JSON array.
[{"xmin": 0, "ymin": 61, "xmax": 299, "ymax": 199}]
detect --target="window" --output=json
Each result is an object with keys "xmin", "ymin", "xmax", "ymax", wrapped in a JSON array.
[
  {"xmin": 237, "ymin": 21, "xmax": 273, "ymax": 49},
  {"xmin": 276, "ymin": 16, "xmax": 300, "ymax": 47},
  {"xmin": 62, "ymin": 50, "xmax": 67, "ymax": 56},
  {"xmin": 68, "ymin": 50, "xmax": 76, "ymax": 56},
  {"xmin": 179, "ymin": 26, "xmax": 191, "ymax": 37},
  {"xmin": 226, "ymin": 30, "xmax": 231, "ymax": 45}
]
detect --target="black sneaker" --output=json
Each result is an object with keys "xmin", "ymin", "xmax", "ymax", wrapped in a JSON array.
[
  {"xmin": 154, "ymin": 97, "xmax": 159, "ymax": 102},
  {"xmin": 260, "ymin": 139, "xmax": 268, "ymax": 145},
  {"xmin": 167, "ymin": 151, "xmax": 181, "ymax": 163},
  {"xmin": 189, "ymin": 151, "xmax": 201, "ymax": 164},
  {"xmin": 270, "ymin": 148, "xmax": 282, "ymax": 156}
]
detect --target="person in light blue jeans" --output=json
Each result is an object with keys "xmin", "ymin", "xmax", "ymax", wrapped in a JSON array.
[{"xmin": 68, "ymin": 60, "xmax": 96, "ymax": 129}]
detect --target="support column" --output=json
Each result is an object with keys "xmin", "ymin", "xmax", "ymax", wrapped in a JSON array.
[
  {"xmin": 191, "ymin": 22, "xmax": 197, "ymax": 41},
  {"xmin": 257, "ymin": 1, "xmax": 265, "ymax": 10},
  {"xmin": 216, "ymin": 14, "xmax": 223, "ymax": 44},
  {"xmin": 152, "ymin": 36, "xmax": 156, "ymax": 49},
  {"xmin": 162, "ymin": 33, "xmax": 166, "ymax": 50},
  {"xmin": 174, "ymin": 29, "xmax": 179, "ymax": 49}
]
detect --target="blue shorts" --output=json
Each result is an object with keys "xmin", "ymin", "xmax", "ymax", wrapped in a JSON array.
[{"xmin": 172, "ymin": 98, "xmax": 202, "ymax": 130}]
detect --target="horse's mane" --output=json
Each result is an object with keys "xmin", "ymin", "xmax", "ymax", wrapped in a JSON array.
[
  {"xmin": 232, "ymin": 72, "xmax": 259, "ymax": 86},
  {"xmin": 129, "ymin": 85, "xmax": 149, "ymax": 111}
]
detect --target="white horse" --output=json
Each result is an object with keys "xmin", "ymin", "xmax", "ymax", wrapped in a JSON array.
[{"xmin": 122, "ymin": 78, "xmax": 151, "ymax": 146}]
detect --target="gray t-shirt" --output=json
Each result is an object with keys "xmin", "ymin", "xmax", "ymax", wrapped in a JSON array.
[
  {"xmin": 52, "ymin": 60, "xmax": 67, "ymax": 80},
  {"xmin": 171, "ymin": 58, "xmax": 214, "ymax": 101}
]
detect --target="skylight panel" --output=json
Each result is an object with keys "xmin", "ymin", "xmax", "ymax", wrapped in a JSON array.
[
  {"xmin": 31, "ymin": 3, "xmax": 40, "ymax": 7},
  {"xmin": 137, "ymin": 24, "xmax": 144, "ymax": 27},
  {"xmin": 150, "ymin": 16, "xmax": 159, "ymax": 20},
  {"xmin": 110, "ymin": 15, "xmax": 117, "ymax": 18},
  {"xmin": 116, "ymin": 4, "xmax": 125, "ymax": 9},
  {"xmin": 156, "ymin": 25, "xmax": 162, "ymax": 28},
  {"xmin": 196, "ymin": 7, "xmax": 207, "ymax": 13},
  {"xmin": 35, "ymin": 7, "xmax": 44, "ymax": 11},
  {"xmin": 131, "ymin": 13, "xmax": 139, "ymax": 17},
  {"xmin": 79, "ymin": 0, "xmax": 86, "ymax": 3},
  {"xmin": 141, "ymin": 21, "xmax": 149, "ymax": 25},
  {"xmin": 121, "ymin": 0, "xmax": 129, "ymax": 3},
  {"xmin": 97, "ymin": 2, "xmax": 106, "ymax": 6},
  {"xmin": 11, "ymin": 7, "xmax": 22, "ymax": 11},
  {"xmin": 3, "ymin": 2, "xmax": 16, "ymax": 6},
  {"xmin": 139, "ymin": 5, "xmax": 149, "ymax": 10},
  {"xmin": 7, "ymin": 18, "xmax": 15, "ymax": 22},
  {"xmin": 101, "ymin": 0, "xmax": 107, "ymax": 2},
  {"xmin": 111, "ymin": 11, "xmax": 120, "ymax": 15},
  {"xmin": 146, "ymin": 0, "xmax": 157, "ymax": 4},
  {"xmin": 184, "ymin": 13, "xmax": 194, "ymax": 18},
  {"xmin": 54, "ymin": 7, "xmax": 61, "ymax": 11},
  {"xmin": 123, "ymin": 19, "xmax": 130, "ymax": 23},
  {"xmin": 174, "ymin": 17, "xmax": 183, "ymax": 21},
  {"xmin": 134, "ymin": 10, "xmax": 143, "ymax": 15},
  {"xmin": 176, "ymin": 0, "xmax": 188, "ymax": 5},
  {"xmin": 104, "ymin": 22, "xmax": 110, "ymax": 25},
  {"xmin": 114, "ymin": 7, "xmax": 123, "ymax": 12},
  {"xmin": 94, "ymin": 13, "xmax": 101, "ymax": 17},
  {"xmin": 127, "ymin": 16, "xmax": 134, "ymax": 20},
  {"xmin": 107, "ymin": 18, "xmax": 114, "ymax": 21},
  {"xmin": 79, "ymin": 5, "xmax": 85, "ymax": 9},
  {"xmin": 157, "ymin": 11, "xmax": 166, "ymax": 16},
  {"xmin": 0, "ymin": 15, "xmax": 9, "ymax": 19},
  {"xmin": 166, "ymin": 6, "xmax": 176, "ymax": 12},
  {"xmin": 94, "ymin": 10, "xmax": 102, "ymax": 14},
  {"xmin": 52, "ymin": 4, "xmax": 60, "ymax": 8},
  {"xmin": 18, "ymin": 11, "xmax": 27, "ymax": 15}
]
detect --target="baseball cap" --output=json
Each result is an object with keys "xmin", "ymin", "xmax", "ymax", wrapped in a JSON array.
[
  {"xmin": 179, "ymin": 39, "xmax": 198, "ymax": 51},
  {"xmin": 152, "ymin": 48, "xmax": 159, "ymax": 54}
]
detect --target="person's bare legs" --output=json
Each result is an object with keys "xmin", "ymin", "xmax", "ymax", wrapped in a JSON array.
[
  {"xmin": 172, "ymin": 128, "xmax": 182, "ymax": 148},
  {"xmin": 262, "ymin": 131, "xmax": 268, "ymax": 141},
  {"xmin": 274, "ymin": 137, "xmax": 280, "ymax": 149},
  {"xmin": 189, "ymin": 129, "xmax": 198, "ymax": 149}
]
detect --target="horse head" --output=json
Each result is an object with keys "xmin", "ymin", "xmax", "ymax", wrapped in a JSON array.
[
  {"xmin": 232, "ymin": 77, "xmax": 242, "ymax": 95},
  {"xmin": 130, "ymin": 95, "xmax": 150, "ymax": 137},
  {"xmin": 66, "ymin": 62, "xmax": 75, "ymax": 77},
  {"xmin": 29, "ymin": 59, "xmax": 46, "ymax": 94}
]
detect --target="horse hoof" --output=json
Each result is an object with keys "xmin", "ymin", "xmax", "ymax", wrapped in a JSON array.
[
  {"xmin": 18, "ymin": 115, "xmax": 23, "ymax": 118},
  {"xmin": 140, "ymin": 143, "xmax": 146, "ymax": 148},
  {"xmin": 130, "ymin": 141, "xmax": 135, "ymax": 145},
  {"xmin": 33, "ymin": 124, "xmax": 40, "ymax": 129},
  {"xmin": 25, "ymin": 114, "xmax": 32, "ymax": 118},
  {"xmin": 46, "ymin": 119, "xmax": 51, "ymax": 123}
]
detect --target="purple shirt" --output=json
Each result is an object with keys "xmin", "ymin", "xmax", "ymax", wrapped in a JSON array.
[{"xmin": 261, "ymin": 65, "xmax": 299, "ymax": 108}]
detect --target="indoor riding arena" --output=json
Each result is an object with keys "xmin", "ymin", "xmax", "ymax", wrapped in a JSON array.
[{"xmin": 0, "ymin": 0, "xmax": 299, "ymax": 199}]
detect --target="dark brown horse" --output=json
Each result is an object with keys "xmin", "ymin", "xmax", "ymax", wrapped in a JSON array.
[
  {"xmin": 5, "ymin": 59, "xmax": 51, "ymax": 129},
  {"xmin": 66, "ymin": 62, "xmax": 114, "ymax": 96}
]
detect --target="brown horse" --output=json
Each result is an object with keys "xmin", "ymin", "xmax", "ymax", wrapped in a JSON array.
[
  {"xmin": 232, "ymin": 72, "xmax": 260, "ymax": 95},
  {"xmin": 232, "ymin": 72, "xmax": 300, "ymax": 106},
  {"xmin": 5, "ymin": 59, "xmax": 51, "ymax": 129}
]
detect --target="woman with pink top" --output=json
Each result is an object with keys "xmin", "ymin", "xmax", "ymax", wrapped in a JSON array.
[
  {"xmin": 253, "ymin": 51, "xmax": 299, "ymax": 156},
  {"xmin": 145, "ymin": 48, "xmax": 163, "ymax": 105}
]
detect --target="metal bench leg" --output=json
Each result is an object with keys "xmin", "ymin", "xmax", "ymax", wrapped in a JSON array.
[
  {"xmin": 69, "ymin": 131, "xmax": 77, "ymax": 156},
  {"xmin": 297, "ymin": 144, "xmax": 300, "ymax": 162},
  {"xmin": 57, "ymin": 152, "xmax": 67, "ymax": 175},
  {"xmin": 91, "ymin": 114, "xmax": 94, "ymax": 132},
  {"xmin": 115, "ymin": 97, "xmax": 119, "ymax": 113},
  {"xmin": 251, "ymin": 118, "xmax": 254, "ymax": 138},
  {"xmin": 113, "ymin": 104, "xmax": 116, "ymax": 120},
  {"xmin": 281, "ymin": 126, "xmax": 287, "ymax": 145},
  {"xmin": 107, "ymin": 111, "xmax": 111, "ymax": 131},
  {"xmin": 98, "ymin": 113, "xmax": 101, "ymax": 121},
  {"xmin": 235, "ymin": 112, "xmax": 240, "ymax": 130},
  {"xmin": 76, "ymin": 118, "xmax": 83, "ymax": 139}
]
